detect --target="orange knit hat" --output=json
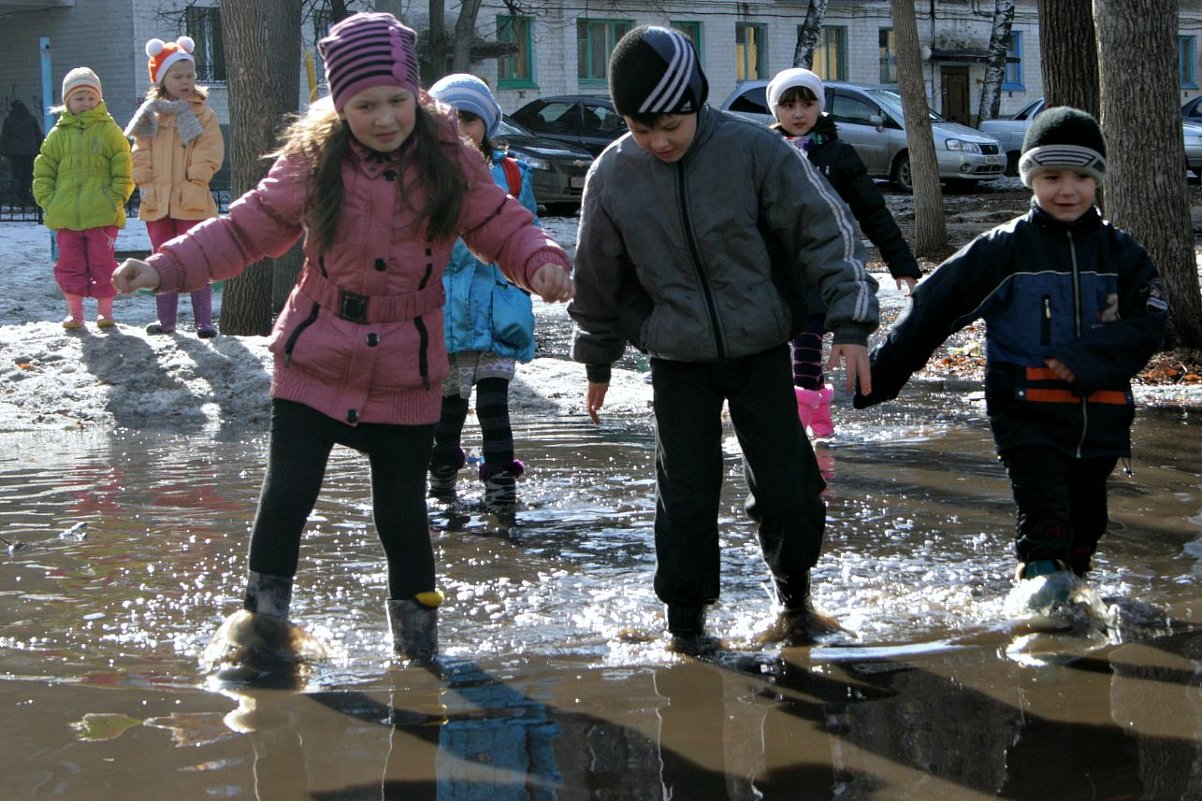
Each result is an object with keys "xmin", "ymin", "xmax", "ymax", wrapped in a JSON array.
[{"xmin": 146, "ymin": 36, "xmax": 196, "ymax": 85}]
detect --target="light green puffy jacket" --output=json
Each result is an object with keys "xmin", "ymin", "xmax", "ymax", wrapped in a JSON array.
[{"xmin": 33, "ymin": 101, "xmax": 133, "ymax": 231}]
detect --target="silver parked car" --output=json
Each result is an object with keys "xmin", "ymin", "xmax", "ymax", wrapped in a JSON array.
[
  {"xmin": 719, "ymin": 79, "xmax": 1005, "ymax": 192},
  {"xmin": 980, "ymin": 97, "xmax": 1202, "ymax": 181}
]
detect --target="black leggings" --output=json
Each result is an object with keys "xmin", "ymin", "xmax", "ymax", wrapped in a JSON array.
[
  {"xmin": 431, "ymin": 377, "xmax": 515, "ymax": 468},
  {"xmin": 790, "ymin": 312, "xmax": 826, "ymax": 390},
  {"xmin": 248, "ymin": 400, "xmax": 436, "ymax": 600}
]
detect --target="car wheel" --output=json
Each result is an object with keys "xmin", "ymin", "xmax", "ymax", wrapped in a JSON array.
[{"xmin": 891, "ymin": 153, "xmax": 913, "ymax": 193}]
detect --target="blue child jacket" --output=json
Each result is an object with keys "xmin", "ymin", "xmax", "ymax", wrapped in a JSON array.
[{"xmin": 442, "ymin": 150, "xmax": 539, "ymax": 362}]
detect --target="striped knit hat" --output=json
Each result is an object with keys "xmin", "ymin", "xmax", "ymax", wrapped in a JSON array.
[
  {"xmin": 429, "ymin": 73, "xmax": 502, "ymax": 138},
  {"xmin": 1019, "ymin": 106, "xmax": 1106, "ymax": 187},
  {"xmin": 146, "ymin": 36, "xmax": 196, "ymax": 85},
  {"xmin": 318, "ymin": 12, "xmax": 420, "ymax": 112},
  {"xmin": 609, "ymin": 26, "xmax": 708, "ymax": 117}
]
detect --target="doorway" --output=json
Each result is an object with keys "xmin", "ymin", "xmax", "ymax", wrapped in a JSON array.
[{"xmin": 941, "ymin": 66, "xmax": 971, "ymax": 124}]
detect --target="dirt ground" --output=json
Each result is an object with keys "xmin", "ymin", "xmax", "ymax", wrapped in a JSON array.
[{"xmin": 878, "ymin": 183, "xmax": 1202, "ymax": 387}]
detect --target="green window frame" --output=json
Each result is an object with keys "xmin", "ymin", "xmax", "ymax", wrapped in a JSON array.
[
  {"xmin": 498, "ymin": 15, "xmax": 536, "ymax": 89},
  {"xmin": 577, "ymin": 19, "xmax": 633, "ymax": 87},
  {"xmin": 736, "ymin": 22, "xmax": 767, "ymax": 82},
  {"xmin": 879, "ymin": 28, "xmax": 896, "ymax": 84},
  {"xmin": 671, "ymin": 20, "xmax": 702, "ymax": 53},
  {"xmin": 813, "ymin": 27, "xmax": 847, "ymax": 81}
]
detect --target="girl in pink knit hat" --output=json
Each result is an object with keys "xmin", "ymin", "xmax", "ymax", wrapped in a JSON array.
[{"xmin": 113, "ymin": 12, "xmax": 573, "ymax": 675}]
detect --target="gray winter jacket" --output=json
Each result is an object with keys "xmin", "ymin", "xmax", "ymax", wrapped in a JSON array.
[{"xmin": 569, "ymin": 105, "xmax": 878, "ymax": 370}]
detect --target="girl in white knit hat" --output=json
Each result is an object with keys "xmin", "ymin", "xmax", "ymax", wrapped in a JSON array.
[
  {"xmin": 125, "ymin": 35, "xmax": 225, "ymax": 338},
  {"xmin": 33, "ymin": 67, "xmax": 133, "ymax": 330}
]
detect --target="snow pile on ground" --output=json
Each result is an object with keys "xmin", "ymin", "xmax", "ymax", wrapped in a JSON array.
[{"xmin": 0, "ymin": 216, "xmax": 658, "ymax": 433}]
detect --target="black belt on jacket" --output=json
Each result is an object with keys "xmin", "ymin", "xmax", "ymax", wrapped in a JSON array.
[{"xmin": 297, "ymin": 269, "xmax": 445, "ymax": 324}]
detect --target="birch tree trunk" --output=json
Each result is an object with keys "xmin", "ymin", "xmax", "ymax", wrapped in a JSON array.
[
  {"xmin": 976, "ymin": 0, "xmax": 1015, "ymax": 124},
  {"xmin": 889, "ymin": 0, "xmax": 946, "ymax": 256},
  {"xmin": 219, "ymin": 0, "xmax": 303, "ymax": 335},
  {"xmin": 1037, "ymin": 0, "xmax": 1099, "ymax": 114},
  {"xmin": 1095, "ymin": 0, "xmax": 1202, "ymax": 348},
  {"xmin": 792, "ymin": 0, "xmax": 829, "ymax": 69}
]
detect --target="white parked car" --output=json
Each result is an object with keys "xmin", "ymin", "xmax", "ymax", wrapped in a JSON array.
[
  {"xmin": 719, "ymin": 79, "xmax": 1006, "ymax": 192},
  {"xmin": 980, "ymin": 97, "xmax": 1202, "ymax": 181}
]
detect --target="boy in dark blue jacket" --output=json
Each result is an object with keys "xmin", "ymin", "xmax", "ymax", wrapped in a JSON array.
[{"xmin": 855, "ymin": 107, "xmax": 1167, "ymax": 592}]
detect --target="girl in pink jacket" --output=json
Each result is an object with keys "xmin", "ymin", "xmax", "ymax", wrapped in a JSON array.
[{"xmin": 113, "ymin": 12, "xmax": 574, "ymax": 673}]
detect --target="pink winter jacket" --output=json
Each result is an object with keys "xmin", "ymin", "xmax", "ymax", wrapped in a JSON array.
[{"xmin": 146, "ymin": 117, "xmax": 571, "ymax": 427}]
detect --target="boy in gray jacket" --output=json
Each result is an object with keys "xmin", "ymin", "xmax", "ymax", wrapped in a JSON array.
[{"xmin": 568, "ymin": 25, "xmax": 879, "ymax": 652}]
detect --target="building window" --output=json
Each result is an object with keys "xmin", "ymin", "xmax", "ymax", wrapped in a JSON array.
[
  {"xmin": 879, "ymin": 28, "xmax": 896, "ymax": 84},
  {"xmin": 185, "ymin": 5, "xmax": 225, "ymax": 83},
  {"xmin": 577, "ymin": 19, "xmax": 633, "ymax": 86},
  {"xmin": 672, "ymin": 20, "xmax": 702, "ymax": 52},
  {"xmin": 736, "ymin": 23, "xmax": 767, "ymax": 81},
  {"xmin": 813, "ymin": 27, "xmax": 847, "ymax": 81},
  {"xmin": 498, "ymin": 15, "xmax": 535, "ymax": 88},
  {"xmin": 1181, "ymin": 36, "xmax": 1197, "ymax": 88},
  {"xmin": 1003, "ymin": 31, "xmax": 1023, "ymax": 90}
]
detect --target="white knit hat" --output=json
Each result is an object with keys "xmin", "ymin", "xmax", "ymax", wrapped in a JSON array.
[
  {"xmin": 146, "ymin": 36, "xmax": 196, "ymax": 85},
  {"xmin": 62, "ymin": 67, "xmax": 102, "ymax": 105},
  {"xmin": 766, "ymin": 68, "xmax": 825, "ymax": 114}
]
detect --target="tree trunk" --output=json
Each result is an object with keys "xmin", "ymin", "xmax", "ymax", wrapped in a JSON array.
[
  {"xmin": 792, "ymin": 0, "xmax": 829, "ymax": 69},
  {"xmin": 976, "ymin": 0, "xmax": 1015, "ymax": 123},
  {"xmin": 423, "ymin": 0, "xmax": 447, "ymax": 87},
  {"xmin": 889, "ymin": 0, "xmax": 946, "ymax": 257},
  {"xmin": 220, "ymin": 0, "xmax": 303, "ymax": 336},
  {"xmin": 1095, "ymin": 0, "xmax": 1202, "ymax": 349},
  {"xmin": 451, "ymin": 0, "xmax": 482, "ymax": 74},
  {"xmin": 1037, "ymin": 0, "xmax": 1099, "ymax": 114}
]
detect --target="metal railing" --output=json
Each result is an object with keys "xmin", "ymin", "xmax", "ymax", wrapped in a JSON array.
[{"xmin": 0, "ymin": 179, "xmax": 231, "ymax": 223}]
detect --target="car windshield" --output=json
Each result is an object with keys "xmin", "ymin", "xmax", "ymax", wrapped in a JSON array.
[
  {"xmin": 496, "ymin": 117, "xmax": 533, "ymax": 137},
  {"xmin": 864, "ymin": 86, "xmax": 944, "ymax": 122}
]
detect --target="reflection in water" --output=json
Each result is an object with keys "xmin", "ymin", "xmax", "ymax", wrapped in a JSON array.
[{"xmin": 1, "ymin": 399, "xmax": 1201, "ymax": 798}]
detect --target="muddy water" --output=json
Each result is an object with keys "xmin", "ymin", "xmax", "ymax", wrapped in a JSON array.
[{"xmin": 2, "ymin": 380, "xmax": 1201, "ymax": 800}]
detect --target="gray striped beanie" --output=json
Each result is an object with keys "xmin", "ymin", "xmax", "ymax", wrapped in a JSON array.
[
  {"xmin": 1019, "ymin": 106, "xmax": 1106, "ymax": 187},
  {"xmin": 609, "ymin": 26, "xmax": 708, "ymax": 117},
  {"xmin": 319, "ymin": 12, "xmax": 420, "ymax": 112}
]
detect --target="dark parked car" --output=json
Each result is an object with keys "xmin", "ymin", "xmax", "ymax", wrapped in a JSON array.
[
  {"xmin": 510, "ymin": 94, "xmax": 626, "ymax": 157},
  {"xmin": 496, "ymin": 116, "xmax": 593, "ymax": 213}
]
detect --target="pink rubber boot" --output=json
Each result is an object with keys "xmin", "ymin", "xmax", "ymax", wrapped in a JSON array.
[
  {"xmin": 62, "ymin": 294, "xmax": 84, "ymax": 329},
  {"xmin": 809, "ymin": 385, "xmax": 836, "ymax": 438},
  {"xmin": 794, "ymin": 387, "xmax": 820, "ymax": 431}
]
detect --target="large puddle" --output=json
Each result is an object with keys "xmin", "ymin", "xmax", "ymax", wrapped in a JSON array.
[{"xmin": 2, "ymin": 374, "xmax": 1201, "ymax": 799}]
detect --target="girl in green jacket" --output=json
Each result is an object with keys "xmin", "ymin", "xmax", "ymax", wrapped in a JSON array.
[{"xmin": 33, "ymin": 67, "xmax": 134, "ymax": 330}]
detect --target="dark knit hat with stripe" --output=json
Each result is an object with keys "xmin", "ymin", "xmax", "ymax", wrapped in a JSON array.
[
  {"xmin": 319, "ymin": 12, "xmax": 420, "ymax": 112},
  {"xmin": 1019, "ymin": 106, "xmax": 1106, "ymax": 187},
  {"xmin": 609, "ymin": 26, "xmax": 708, "ymax": 117}
]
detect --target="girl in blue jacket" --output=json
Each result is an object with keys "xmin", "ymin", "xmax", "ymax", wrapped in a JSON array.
[{"xmin": 428, "ymin": 74, "xmax": 538, "ymax": 518}]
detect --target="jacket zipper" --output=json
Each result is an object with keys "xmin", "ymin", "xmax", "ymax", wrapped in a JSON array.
[
  {"xmin": 415, "ymin": 249, "xmax": 433, "ymax": 390},
  {"xmin": 284, "ymin": 254, "xmax": 327, "ymax": 366},
  {"xmin": 676, "ymin": 164, "xmax": 726, "ymax": 361},
  {"xmin": 1067, "ymin": 230, "xmax": 1087, "ymax": 457}
]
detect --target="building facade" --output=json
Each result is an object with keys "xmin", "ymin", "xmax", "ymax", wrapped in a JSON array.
[{"xmin": 0, "ymin": 1, "xmax": 1200, "ymax": 151}]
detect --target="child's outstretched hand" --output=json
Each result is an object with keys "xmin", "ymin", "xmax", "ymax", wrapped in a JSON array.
[
  {"xmin": 529, "ymin": 263, "xmax": 574, "ymax": 303},
  {"xmin": 826, "ymin": 343, "xmax": 872, "ymax": 395},
  {"xmin": 112, "ymin": 259, "xmax": 162, "ymax": 294}
]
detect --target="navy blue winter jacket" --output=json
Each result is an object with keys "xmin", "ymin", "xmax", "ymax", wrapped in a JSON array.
[{"xmin": 857, "ymin": 201, "xmax": 1167, "ymax": 459}]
